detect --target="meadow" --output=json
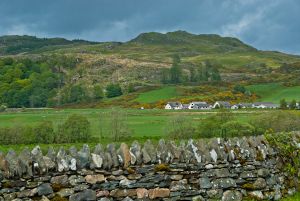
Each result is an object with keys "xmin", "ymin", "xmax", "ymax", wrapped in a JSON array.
[
  {"xmin": 246, "ymin": 83, "xmax": 300, "ymax": 103},
  {"xmin": 0, "ymin": 108, "xmax": 299, "ymax": 151}
]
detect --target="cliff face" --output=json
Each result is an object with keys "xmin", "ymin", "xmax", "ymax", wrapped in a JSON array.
[{"xmin": 0, "ymin": 135, "xmax": 299, "ymax": 200}]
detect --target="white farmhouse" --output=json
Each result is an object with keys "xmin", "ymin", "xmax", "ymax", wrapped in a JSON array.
[
  {"xmin": 188, "ymin": 102, "xmax": 212, "ymax": 110},
  {"xmin": 165, "ymin": 102, "xmax": 183, "ymax": 110},
  {"xmin": 231, "ymin": 104, "xmax": 239, "ymax": 109},
  {"xmin": 213, "ymin": 101, "xmax": 231, "ymax": 109},
  {"xmin": 252, "ymin": 102, "xmax": 279, "ymax": 109}
]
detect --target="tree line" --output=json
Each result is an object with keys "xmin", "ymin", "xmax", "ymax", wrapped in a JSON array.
[{"xmin": 161, "ymin": 55, "xmax": 221, "ymax": 84}]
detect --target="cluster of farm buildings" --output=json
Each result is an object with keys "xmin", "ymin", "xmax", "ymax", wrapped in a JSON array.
[{"xmin": 165, "ymin": 101, "xmax": 291, "ymax": 110}]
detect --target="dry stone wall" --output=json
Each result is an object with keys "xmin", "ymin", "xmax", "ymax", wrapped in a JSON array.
[{"xmin": 0, "ymin": 135, "xmax": 299, "ymax": 201}]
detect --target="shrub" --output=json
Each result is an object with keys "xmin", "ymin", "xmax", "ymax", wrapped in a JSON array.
[
  {"xmin": 265, "ymin": 132, "xmax": 300, "ymax": 176},
  {"xmin": 221, "ymin": 121, "xmax": 255, "ymax": 137},
  {"xmin": 106, "ymin": 84, "xmax": 122, "ymax": 98},
  {"xmin": 166, "ymin": 115, "xmax": 195, "ymax": 139},
  {"xmin": 251, "ymin": 111, "xmax": 300, "ymax": 134},
  {"xmin": 56, "ymin": 114, "xmax": 91, "ymax": 143},
  {"xmin": 0, "ymin": 104, "xmax": 7, "ymax": 112},
  {"xmin": 33, "ymin": 121, "xmax": 55, "ymax": 144}
]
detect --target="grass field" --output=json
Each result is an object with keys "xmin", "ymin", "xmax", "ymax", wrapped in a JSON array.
[
  {"xmin": 246, "ymin": 83, "xmax": 300, "ymax": 103},
  {"xmin": 0, "ymin": 108, "xmax": 299, "ymax": 153},
  {"xmin": 134, "ymin": 86, "xmax": 179, "ymax": 103}
]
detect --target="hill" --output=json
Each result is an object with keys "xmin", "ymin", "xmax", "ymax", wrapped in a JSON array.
[
  {"xmin": 0, "ymin": 31, "xmax": 300, "ymax": 108},
  {"xmin": 0, "ymin": 35, "xmax": 95, "ymax": 55}
]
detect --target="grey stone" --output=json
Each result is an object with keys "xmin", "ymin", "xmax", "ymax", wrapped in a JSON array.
[
  {"xmin": 130, "ymin": 141, "xmax": 142, "ymax": 165},
  {"xmin": 142, "ymin": 140, "xmax": 156, "ymax": 163},
  {"xmin": 99, "ymin": 198, "xmax": 111, "ymax": 201},
  {"xmin": 118, "ymin": 143, "xmax": 131, "ymax": 168},
  {"xmin": 37, "ymin": 183, "xmax": 53, "ymax": 196},
  {"xmin": 170, "ymin": 179, "xmax": 189, "ymax": 191},
  {"xmin": 77, "ymin": 144, "xmax": 90, "ymax": 169},
  {"xmin": 122, "ymin": 197, "xmax": 133, "ymax": 201},
  {"xmin": 103, "ymin": 152, "xmax": 113, "ymax": 170},
  {"xmin": 215, "ymin": 168, "xmax": 230, "ymax": 178},
  {"xmin": 248, "ymin": 191, "xmax": 264, "ymax": 200},
  {"xmin": 157, "ymin": 139, "xmax": 170, "ymax": 163},
  {"xmin": 212, "ymin": 178, "xmax": 236, "ymax": 189},
  {"xmin": 50, "ymin": 175, "xmax": 68, "ymax": 186},
  {"xmin": 187, "ymin": 139, "xmax": 202, "ymax": 163},
  {"xmin": 119, "ymin": 178, "xmax": 136, "ymax": 187},
  {"xmin": 69, "ymin": 175, "xmax": 85, "ymax": 186},
  {"xmin": 57, "ymin": 188, "xmax": 74, "ymax": 197},
  {"xmin": 274, "ymin": 189, "xmax": 282, "ymax": 201},
  {"xmin": 91, "ymin": 153, "xmax": 103, "ymax": 169},
  {"xmin": 240, "ymin": 171, "xmax": 256, "ymax": 179},
  {"xmin": 31, "ymin": 146, "xmax": 47, "ymax": 174},
  {"xmin": 107, "ymin": 144, "xmax": 119, "ymax": 167},
  {"xmin": 18, "ymin": 148, "xmax": 33, "ymax": 177},
  {"xmin": 207, "ymin": 189, "xmax": 223, "ymax": 199},
  {"xmin": 43, "ymin": 156, "xmax": 56, "ymax": 171},
  {"xmin": 40, "ymin": 196, "xmax": 50, "ymax": 201},
  {"xmin": 222, "ymin": 190, "xmax": 243, "ymax": 201},
  {"xmin": 69, "ymin": 146, "xmax": 78, "ymax": 158},
  {"xmin": 192, "ymin": 195, "xmax": 205, "ymax": 201},
  {"xmin": 69, "ymin": 189, "xmax": 96, "ymax": 201},
  {"xmin": 46, "ymin": 147, "xmax": 56, "ymax": 161},
  {"xmin": 253, "ymin": 178, "xmax": 267, "ymax": 190},
  {"xmin": 56, "ymin": 147, "xmax": 69, "ymax": 172},
  {"xmin": 6, "ymin": 150, "xmax": 22, "ymax": 177},
  {"xmin": 3, "ymin": 193, "xmax": 16, "ymax": 200},
  {"xmin": 257, "ymin": 168, "xmax": 270, "ymax": 177},
  {"xmin": 74, "ymin": 184, "xmax": 89, "ymax": 192},
  {"xmin": 91, "ymin": 144, "xmax": 105, "ymax": 169},
  {"xmin": 199, "ymin": 177, "xmax": 212, "ymax": 189}
]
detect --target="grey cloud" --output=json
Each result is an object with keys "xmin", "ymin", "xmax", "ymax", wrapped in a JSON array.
[{"xmin": 0, "ymin": 0, "xmax": 299, "ymax": 54}]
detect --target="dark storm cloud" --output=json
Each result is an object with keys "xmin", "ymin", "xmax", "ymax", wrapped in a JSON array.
[{"xmin": 0, "ymin": 0, "xmax": 299, "ymax": 54}]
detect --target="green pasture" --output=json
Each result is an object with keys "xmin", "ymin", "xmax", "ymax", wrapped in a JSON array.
[
  {"xmin": 0, "ymin": 108, "xmax": 263, "ymax": 138},
  {"xmin": 246, "ymin": 83, "xmax": 300, "ymax": 103},
  {"xmin": 134, "ymin": 86, "xmax": 179, "ymax": 103}
]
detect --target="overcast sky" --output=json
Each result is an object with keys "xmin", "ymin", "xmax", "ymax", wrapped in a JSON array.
[{"xmin": 0, "ymin": 0, "xmax": 299, "ymax": 54}]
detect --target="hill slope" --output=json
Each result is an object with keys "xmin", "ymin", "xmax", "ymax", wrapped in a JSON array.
[
  {"xmin": 0, "ymin": 31, "xmax": 300, "ymax": 108},
  {"xmin": 0, "ymin": 35, "xmax": 95, "ymax": 55}
]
